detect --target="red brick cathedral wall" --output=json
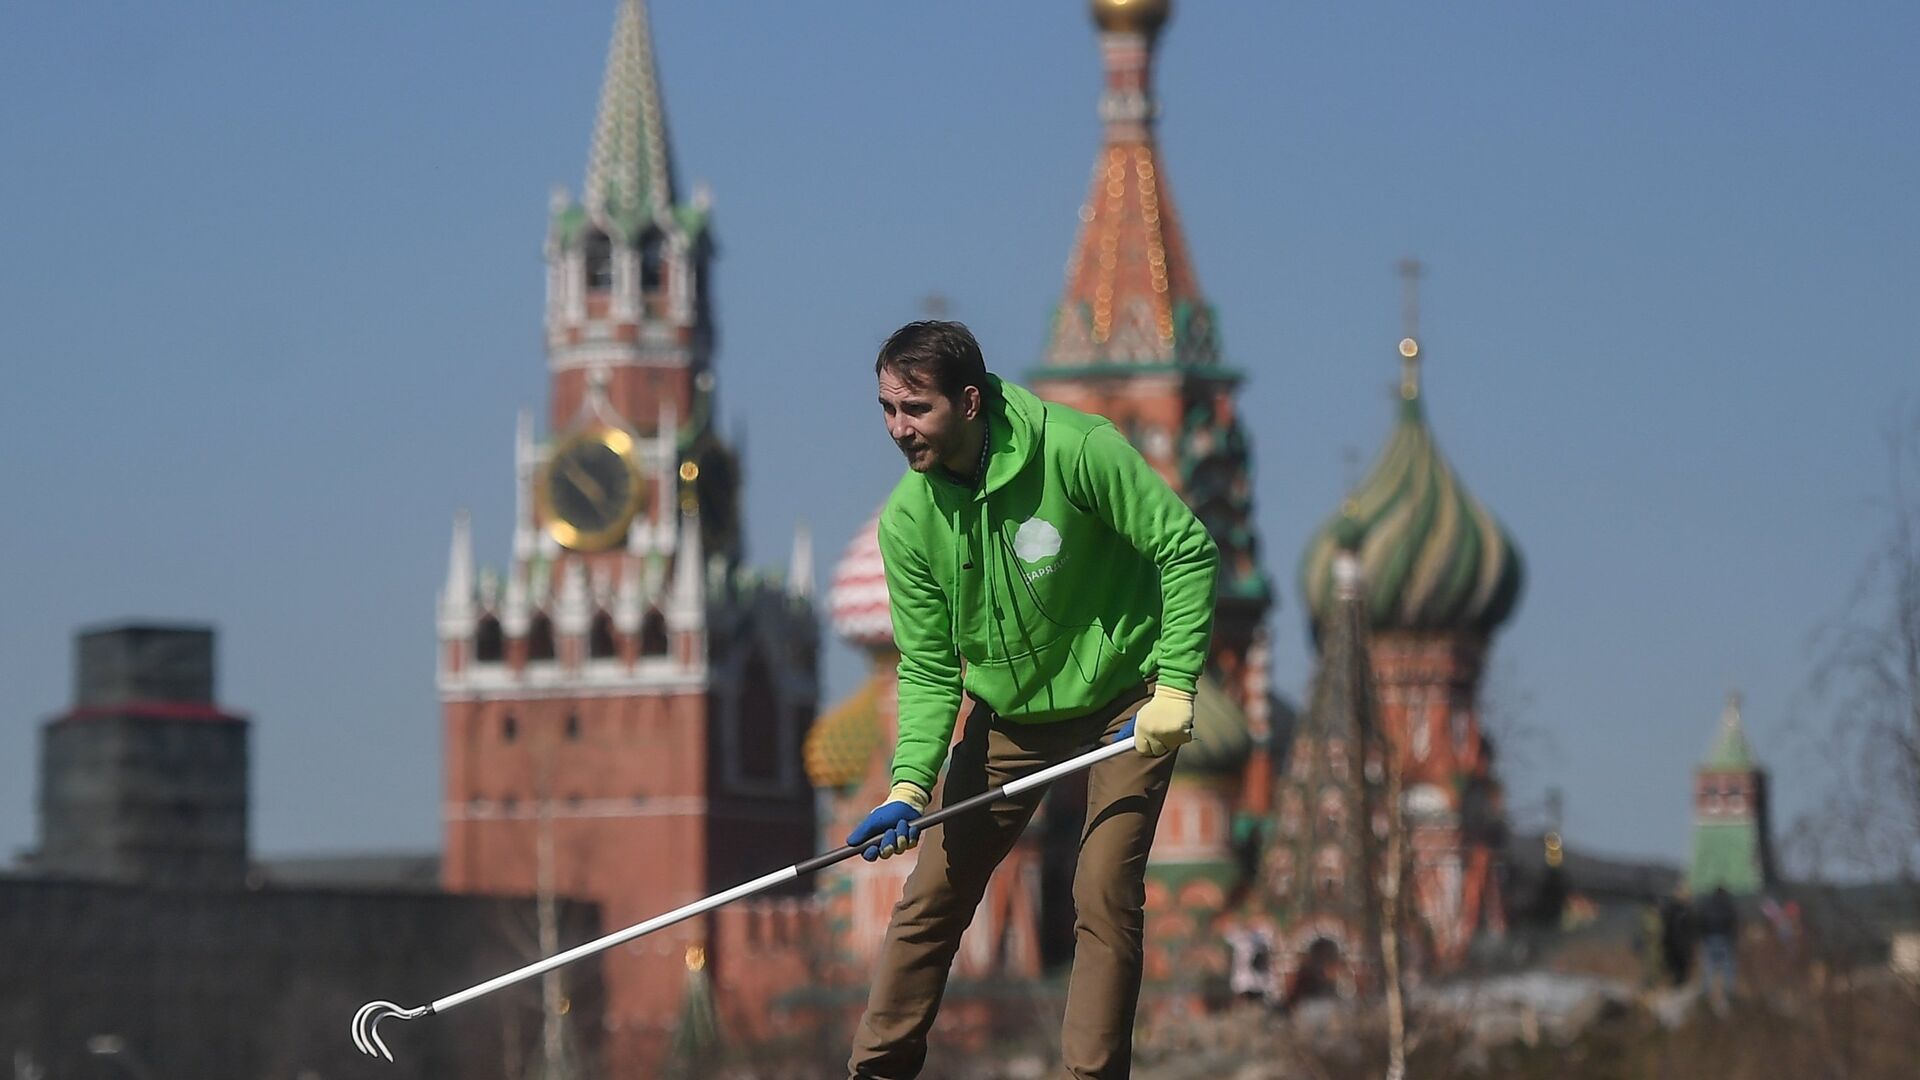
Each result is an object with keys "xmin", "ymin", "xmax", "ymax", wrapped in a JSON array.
[{"xmin": 1367, "ymin": 631, "xmax": 1505, "ymax": 963}]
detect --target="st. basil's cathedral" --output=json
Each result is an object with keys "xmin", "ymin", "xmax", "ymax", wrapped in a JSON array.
[{"xmin": 432, "ymin": 0, "xmax": 1527, "ymax": 1072}]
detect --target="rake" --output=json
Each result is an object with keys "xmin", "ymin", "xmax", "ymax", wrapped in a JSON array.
[{"xmin": 352, "ymin": 731, "xmax": 1139, "ymax": 1061}]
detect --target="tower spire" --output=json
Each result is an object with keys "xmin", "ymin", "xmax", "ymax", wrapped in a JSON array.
[
  {"xmin": 439, "ymin": 509, "xmax": 476, "ymax": 639},
  {"xmin": 1398, "ymin": 257, "xmax": 1424, "ymax": 403},
  {"xmin": 1708, "ymin": 689, "xmax": 1755, "ymax": 769},
  {"xmin": 787, "ymin": 520, "xmax": 814, "ymax": 602},
  {"xmin": 1040, "ymin": 0, "xmax": 1213, "ymax": 368},
  {"xmin": 513, "ymin": 409, "xmax": 537, "ymax": 560},
  {"xmin": 585, "ymin": 0, "xmax": 676, "ymax": 240},
  {"xmin": 668, "ymin": 507, "xmax": 706, "ymax": 633}
]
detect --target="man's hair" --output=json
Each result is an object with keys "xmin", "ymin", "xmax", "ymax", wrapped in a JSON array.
[{"xmin": 875, "ymin": 321, "xmax": 990, "ymax": 405}]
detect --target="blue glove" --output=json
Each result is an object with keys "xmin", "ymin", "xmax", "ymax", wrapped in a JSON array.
[
  {"xmin": 846, "ymin": 781, "xmax": 930, "ymax": 862},
  {"xmin": 1111, "ymin": 717, "xmax": 1137, "ymax": 744}
]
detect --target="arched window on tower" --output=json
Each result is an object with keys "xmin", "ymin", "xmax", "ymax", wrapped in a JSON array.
[
  {"xmin": 1279, "ymin": 789, "xmax": 1304, "ymax": 837},
  {"xmin": 640, "ymin": 231, "xmax": 665, "ymax": 295},
  {"xmin": 1410, "ymin": 700, "xmax": 1432, "ymax": 762},
  {"xmin": 1318, "ymin": 791, "xmax": 1347, "ymax": 837},
  {"xmin": 1327, "ymin": 738, "xmax": 1349, "ymax": 780},
  {"xmin": 588, "ymin": 611, "xmax": 617, "ymax": 660},
  {"xmin": 1268, "ymin": 849, "xmax": 1294, "ymax": 899},
  {"xmin": 1315, "ymin": 846, "xmax": 1345, "ymax": 901},
  {"xmin": 738, "ymin": 650, "xmax": 780, "ymax": 783},
  {"xmin": 639, "ymin": 607, "xmax": 670, "ymax": 657},
  {"xmin": 527, "ymin": 614, "xmax": 557, "ymax": 662},
  {"xmin": 474, "ymin": 615, "xmax": 504, "ymax": 663},
  {"xmin": 584, "ymin": 230, "xmax": 613, "ymax": 292}
]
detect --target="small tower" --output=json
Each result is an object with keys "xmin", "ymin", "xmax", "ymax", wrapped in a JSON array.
[
  {"xmin": 438, "ymin": 5, "xmax": 816, "ymax": 1074},
  {"xmin": 36, "ymin": 624, "xmax": 249, "ymax": 889},
  {"xmin": 1688, "ymin": 691, "xmax": 1775, "ymax": 896},
  {"xmin": 1024, "ymin": 0, "xmax": 1278, "ymax": 989},
  {"xmin": 1031, "ymin": 0, "xmax": 1272, "ymax": 709},
  {"xmin": 543, "ymin": 0, "xmax": 739, "ymax": 564},
  {"xmin": 1299, "ymin": 264, "xmax": 1525, "ymax": 966},
  {"xmin": 1268, "ymin": 526, "xmax": 1388, "ymax": 998}
]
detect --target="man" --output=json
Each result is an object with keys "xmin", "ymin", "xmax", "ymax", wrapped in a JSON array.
[
  {"xmin": 1696, "ymin": 885, "xmax": 1739, "ymax": 1011},
  {"xmin": 1659, "ymin": 887, "xmax": 1695, "ymax": 988},
  {"xmin": 846, "ymin": 321, "xmax": 1219, "ymax": 1078}
]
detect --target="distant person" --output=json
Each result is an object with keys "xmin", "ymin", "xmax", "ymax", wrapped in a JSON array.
[
  {"xmin": 843, "ymin": 321, "xmax": 1219, "ymax": 1078},
  {"xmin": 1281, "ymin": 938, "xmax": 1343, "ymax": 1010},
  {"xmin": 1636, "ymin": 901, "xmax": 1666, "ymax": 990},
  {"xmin": 1760, "ymin": 895, "xmax": 1800, "ymax": 947},
  {"xmin": 1697, "ymin": 886, "xmax": 1740, "ymax": 1007},
  {"xmin": 1227, "ymin": 926, "xmax": 1277, "ymax": 1006},
  {"xmin": 1659, "ymin": 888, "xmax": 1695, "ymax": 987}
]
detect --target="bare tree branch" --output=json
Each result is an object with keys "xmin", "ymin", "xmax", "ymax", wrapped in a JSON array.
[{"xmin": 1796, "ymin": 407, "xmax": 1920, "ymax": 883}]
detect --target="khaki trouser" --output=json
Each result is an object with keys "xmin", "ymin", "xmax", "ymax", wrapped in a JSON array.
[{"xmin": 848, "ymin": 684, "xmax": 1173, "ymax": 1079}]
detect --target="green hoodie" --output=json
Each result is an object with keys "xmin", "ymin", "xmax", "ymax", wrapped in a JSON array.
[{"xmin": 877, "ymin": 375, "xmax": 1219, "ymax": 792}]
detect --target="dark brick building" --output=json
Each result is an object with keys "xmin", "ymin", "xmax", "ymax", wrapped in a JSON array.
[{"xmin": 3, "ymin": 624, "xmax": 605, "ymax": 1080}]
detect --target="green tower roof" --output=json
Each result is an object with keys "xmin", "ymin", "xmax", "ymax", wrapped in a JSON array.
[
  {"xmin": 585, "ymin": 0, "xmax": 674, "ymax": 240},
  {"xmin": 1704, "ymin": 690, "xmax": 1755, "ymax": 770}
]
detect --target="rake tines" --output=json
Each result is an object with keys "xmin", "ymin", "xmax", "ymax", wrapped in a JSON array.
[{"xmin": 352, "ymin": 1000, "xmax": 429, "ymax": 1061}]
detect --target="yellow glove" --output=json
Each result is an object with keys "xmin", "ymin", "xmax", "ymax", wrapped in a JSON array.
[{"xmin": 1133, "ymin": 684, "xmax": 1195, "ymax": 757}]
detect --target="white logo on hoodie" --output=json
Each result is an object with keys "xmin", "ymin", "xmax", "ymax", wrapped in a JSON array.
[{"xmin": 1013, "ymin": 518, "xmax": 1064, "ymax": 564}]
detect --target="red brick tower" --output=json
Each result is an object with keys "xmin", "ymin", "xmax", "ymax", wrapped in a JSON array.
[
  {"xmin": 435, "ymin": 3, "xmax": 819, "ymax": 1074},
  {"xmin": 1028, "ymin": 0, "xmax": 1276, "ymax": 991},
  {"xmin": 1298, "ymin": 265, "xmax": 1525, "ymax": 968}
]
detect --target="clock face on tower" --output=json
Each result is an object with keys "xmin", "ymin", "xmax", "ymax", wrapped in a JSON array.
[{"xmin": 536, "ymin": 428, "xmax": 646, "ymax": 552}]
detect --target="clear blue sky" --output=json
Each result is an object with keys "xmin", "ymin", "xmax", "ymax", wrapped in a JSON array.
[{"xmin": 2, "ymin": 1, "xmax": 1914, "ymax": 869}]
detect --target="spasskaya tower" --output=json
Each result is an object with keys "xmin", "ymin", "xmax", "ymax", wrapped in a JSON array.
[{"xmin": 433, "ymin": 2, "xmax": 819, "ymax": 1074}]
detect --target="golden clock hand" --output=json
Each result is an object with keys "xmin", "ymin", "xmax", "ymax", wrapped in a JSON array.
[{"xmin": 560, "ymin": 457, "xmax": 610, "ymax": 510}]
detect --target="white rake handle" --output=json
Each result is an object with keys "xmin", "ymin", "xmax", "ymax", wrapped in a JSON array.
[{"xmin": 353, "ymin": 733, "xmax": 1137, "ymax": 1058}]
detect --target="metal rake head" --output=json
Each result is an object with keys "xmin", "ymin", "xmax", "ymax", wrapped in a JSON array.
[{"xmin": 352, "ymin": 1000, "xmax": 429, "ymax": 1062}]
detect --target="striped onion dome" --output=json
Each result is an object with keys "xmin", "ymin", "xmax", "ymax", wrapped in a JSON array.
[
  {"xmin": 829, "ymin": 510, "xmax": 894, "ymax": 650},
  {"xmin": 1300, "ymin": 338, "xmax": 1524, "ymax": 636}
]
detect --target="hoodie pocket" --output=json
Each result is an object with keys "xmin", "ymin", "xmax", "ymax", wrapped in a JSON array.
[{"xmin": 963, "ymin": 618, "xmax": 1129, "ymax": 721}]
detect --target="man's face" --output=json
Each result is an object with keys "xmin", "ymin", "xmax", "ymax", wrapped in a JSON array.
[{"xmin": 878, "ymin": 366, "xmax": 975, "ymax": 473}]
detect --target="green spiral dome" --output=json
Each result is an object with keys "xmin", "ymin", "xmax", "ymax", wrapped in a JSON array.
[{"xmin": 1300, "ymin": 342, "xmax": 1524, "ymax": 636}]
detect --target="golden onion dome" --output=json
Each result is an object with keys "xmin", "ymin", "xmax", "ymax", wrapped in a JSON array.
[
  {"xmin": 803, "ymin": 674, "xmax": 885, "ymax": 791},
  {"xmin": 1092, "ymin": 0, "xmax": 1171, "ymax": 35}
]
